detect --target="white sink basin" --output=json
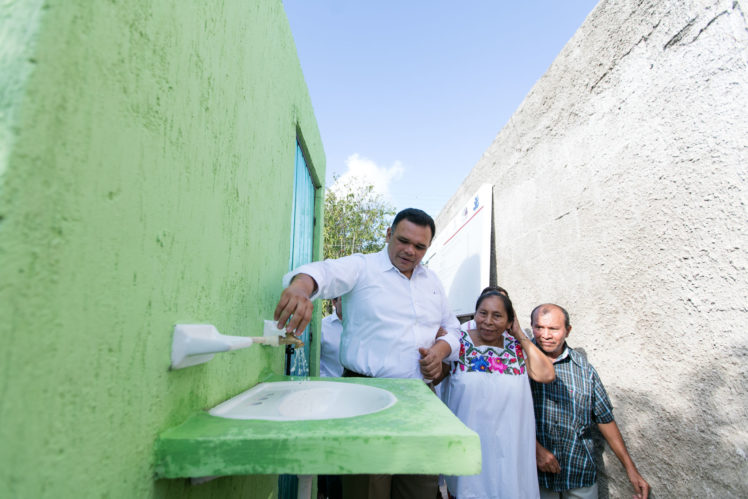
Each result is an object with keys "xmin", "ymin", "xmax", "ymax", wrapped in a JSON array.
[{"xmin": 208, "ymin": 380, "xmax": 398, "ymax": 421}]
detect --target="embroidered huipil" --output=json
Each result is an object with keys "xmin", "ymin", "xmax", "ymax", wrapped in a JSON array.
[
  {"xmin": 530, "ymin": 344, "xmax": 614, "ymax": 491},
  {"xmin": 283, "ymin": 248, "xmax": 460, "ymax": 379},
  {"xmin": 455, "ymin": 323, "xmax": 527, "ymax": 375}
]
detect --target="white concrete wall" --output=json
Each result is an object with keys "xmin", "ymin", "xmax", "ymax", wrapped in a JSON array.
[{"xmin": 437, "ymin": 0, "xmax": 748, "ymax": 496}]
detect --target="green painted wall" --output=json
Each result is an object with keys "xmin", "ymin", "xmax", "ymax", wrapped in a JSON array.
[{"xmin": 0, "ymin": 1, "xmax": 324, "ymax": 497}]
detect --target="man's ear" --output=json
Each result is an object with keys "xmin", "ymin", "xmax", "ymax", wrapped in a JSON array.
[
  {"xmin": 565, "ymin": 325, "xmax": 572, "ymax": 338},
  {"xmin": 385, "ymin": 227, "xmax": 392, "ymax": 242}
]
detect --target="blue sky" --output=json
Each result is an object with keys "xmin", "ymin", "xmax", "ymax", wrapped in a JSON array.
[{"xmin": 283, "ymin": 1, "xmax": 599, "ymax": 217}]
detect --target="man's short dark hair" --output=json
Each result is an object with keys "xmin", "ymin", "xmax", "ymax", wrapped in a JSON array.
[
  {"xmin": 530, "ymin": 303, "xmax": 571, "ymax": 330},
  {"xmin": 391, "ymin": 208, "xmax": 436, "ymax": 241}
]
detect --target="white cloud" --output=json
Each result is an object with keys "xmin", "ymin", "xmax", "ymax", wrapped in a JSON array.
[{"xmin": 330, "ymin": 153, "xmax": 404, "ymax": 201}]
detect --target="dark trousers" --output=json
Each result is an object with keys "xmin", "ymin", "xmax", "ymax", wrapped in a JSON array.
[
  {"xmin": 341, "ymin": 474, "xmax": 439, "ymax": 499},
  {"xmin": 342, "ymin": 368, "xmax": 371, "ymax": 378},
  {"xmin": 318, "ymin": 474, "xmax": 342, "ymax": 499},
  {"xmin": 340, "ymin": 368, "xmax": 438, "ymax": 499}
]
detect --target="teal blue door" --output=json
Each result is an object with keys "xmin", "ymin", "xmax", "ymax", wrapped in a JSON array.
[
  {"xmin": 287, "ymin": 141, "xmax": 315, "ymax": 375},
  {"xmin": 279, "ymin": 141, "xmax": 316, "ymax": 499}
]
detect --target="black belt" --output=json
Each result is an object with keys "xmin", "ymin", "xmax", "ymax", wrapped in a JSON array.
[{"xmin": 342, "ymin": 368, "xmax": 372, "ymax": 378}]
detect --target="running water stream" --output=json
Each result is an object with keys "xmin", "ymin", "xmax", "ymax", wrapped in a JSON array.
[
  {"xmin": 288, "ymin": 349, "xmax": 311, "ymax": 497},
  {"xmin": 290, "ymin": 348, "xmax": 309, "ymax": 376}
]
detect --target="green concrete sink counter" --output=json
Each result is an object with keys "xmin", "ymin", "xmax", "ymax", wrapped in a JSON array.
[{"xmin": 154, "ymin": 376, "xmax": 481, "ymax": 478}]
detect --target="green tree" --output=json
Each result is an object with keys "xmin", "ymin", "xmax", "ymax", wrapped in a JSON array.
[{"xmin": 322, "ymin": 176, "xmax": 395, "ymax": 314}]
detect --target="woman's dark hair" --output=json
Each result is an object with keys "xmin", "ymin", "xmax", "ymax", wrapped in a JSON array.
[
  {"xmin": 392, "ymin": 208, "xmax": 436, "ymax": 241},
  {"xmin": 481, "ymin": 285, "xmax": 508, "ymax": 297},
  {"xmin": 475, "ymin": 290, "xmax": 515, "ymax": 324}
]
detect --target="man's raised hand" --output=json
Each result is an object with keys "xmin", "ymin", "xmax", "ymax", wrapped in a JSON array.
[{"xmin": 274, "ymin": 274, "xmax": 317, "ymax": 335}]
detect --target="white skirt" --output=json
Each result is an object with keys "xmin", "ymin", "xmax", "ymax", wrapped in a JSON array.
[{"xmin": 443, "ymin": 370, "xmax": 540, "ymax": 499}]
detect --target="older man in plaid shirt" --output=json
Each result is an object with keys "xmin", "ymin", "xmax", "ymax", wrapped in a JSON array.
[{"xmin": 529, "ymin": 304, "xmax": 649, "ymax": 499}]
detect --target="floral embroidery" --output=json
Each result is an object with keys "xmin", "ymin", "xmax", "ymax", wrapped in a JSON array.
[
  {"xmin": 488, "ymin": 356, "xmax": 507, "ymax": 373},
  {"xmin": 471, "ymin": 356, "xmax": 489, "ymax": 371},
  {"xmin": 453, "ymin": 329, "xmax": 526, "ymax": 375}
]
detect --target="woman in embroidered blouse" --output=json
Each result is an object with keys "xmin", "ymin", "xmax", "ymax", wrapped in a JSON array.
[{"xmin": 441, "ymin": 290, "xmax": 555, "ymax": 499}]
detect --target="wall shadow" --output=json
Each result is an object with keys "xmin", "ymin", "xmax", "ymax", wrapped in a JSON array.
[{"xmin": 575, "ymin": 345, "xmax": 748, "ymax": 498}]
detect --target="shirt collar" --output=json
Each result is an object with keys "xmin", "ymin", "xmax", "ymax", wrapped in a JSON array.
[
  {"xmin": 374, "ymin": 247, "xmax": 394, "ymax": 271},
  {"xmin": 532, "ymin": 339, "xmax": 572, "ymax": 364},
  {"xmin": 565, "ymin": 345, "xmax": 587, "ymax": 368},
  {"xmin": 550, "ymin": 343, "xmax": 588, "ymax": 368},
  {"xmin": 552, "ymin": 344, "xmax": 571, "ymax": 364}
]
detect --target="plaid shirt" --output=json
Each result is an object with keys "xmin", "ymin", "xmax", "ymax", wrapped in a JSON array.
[{"xmin": 530, "ymin": 343, "xmax": 614, "ymax": 491}]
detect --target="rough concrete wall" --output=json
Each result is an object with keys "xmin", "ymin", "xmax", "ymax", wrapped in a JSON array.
[
  {"xmin": 437, "ymin": 0, "xmax": 747, "ymax": 496},
  {"xmin": 0, "ymin": 1, "xmax": 323, "ymax": 498}
]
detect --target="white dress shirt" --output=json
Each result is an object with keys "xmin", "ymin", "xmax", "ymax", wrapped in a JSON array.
[
  {"xmin": 283, "ymin": 247, "xmax": 460, "ymax": 379},
  {"xmin": 319, "ymin": 311, "xmax": 344, "ymax": 377}
]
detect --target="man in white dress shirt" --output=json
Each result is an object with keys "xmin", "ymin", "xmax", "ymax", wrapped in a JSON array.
[
  {"xmin": 319, "ymin": 296, "xmax": 344, "ymax": 378},
  {"xmin": 274, "ymin": 208, "xmax": 460, "ymax": 499}
]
